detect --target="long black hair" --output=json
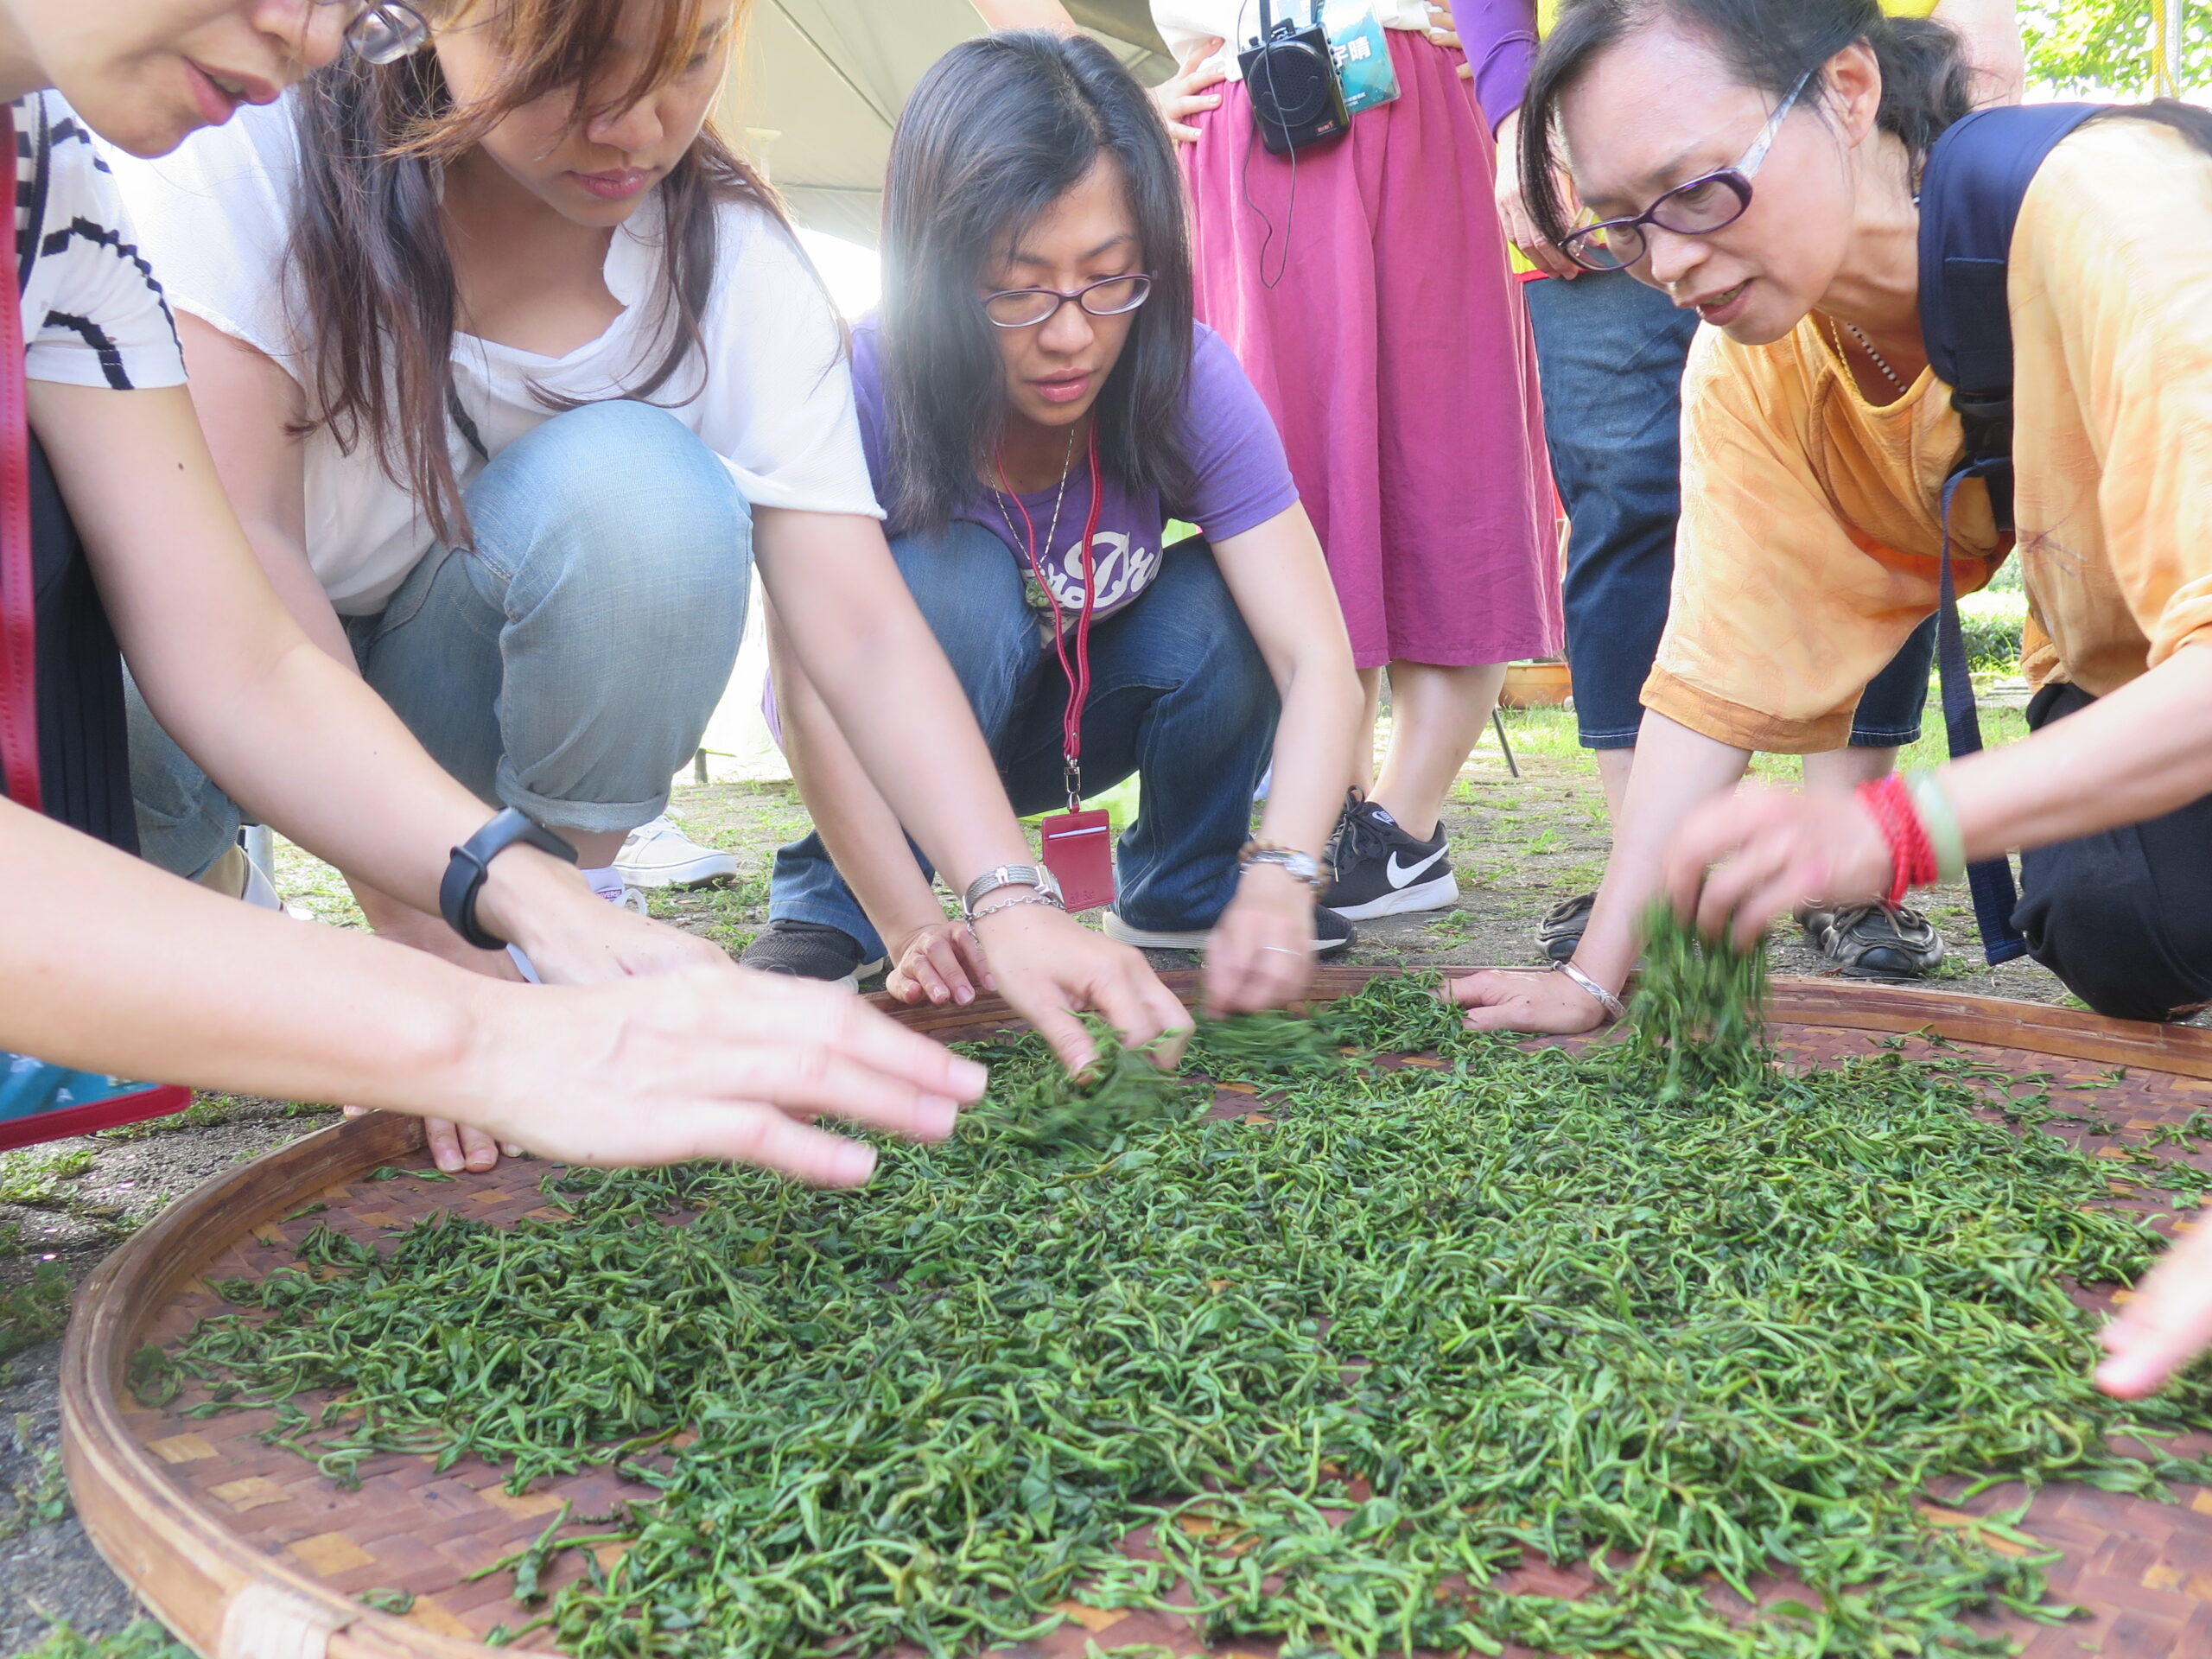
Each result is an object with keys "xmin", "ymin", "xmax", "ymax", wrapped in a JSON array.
[
  {"xmin": 880, "ymin": 29, "xmax": 1195, "ymax": 536},
  {"xmin": 287, "ymin": 0, "xmax": 786, "ymax": 548},
  {"xmin": 1519, "ymin": 0, "xmax": 2212, "ymax": 256}
]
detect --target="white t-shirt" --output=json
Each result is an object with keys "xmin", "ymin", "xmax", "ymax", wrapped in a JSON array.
[
  {"xmin": 105, "ymin": 99, "xmax": 880, "ymax": 615},
  {"xmin": 13, "ymin": 92, "xmax": 185, "ymax": 392},
  {"xmin": 1154, "ymin": 0, "xmax": 1433, "ymax": 81}
]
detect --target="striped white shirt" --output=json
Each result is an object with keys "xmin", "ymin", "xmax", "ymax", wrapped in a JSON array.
[{"xmin": 12, "ymin": 92, "xmax": 184, "ymax": 392}]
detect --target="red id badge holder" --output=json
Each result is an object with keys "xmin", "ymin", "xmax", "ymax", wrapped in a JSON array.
[{"xmin": 1039, "ymin": 807, "xmax": 1115, "ymax": 913}]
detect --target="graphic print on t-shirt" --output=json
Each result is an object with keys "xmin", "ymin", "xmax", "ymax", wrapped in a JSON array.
[{"xmin": 1030, "ymin": 529, "xmax": 1163, "ymax": 619}]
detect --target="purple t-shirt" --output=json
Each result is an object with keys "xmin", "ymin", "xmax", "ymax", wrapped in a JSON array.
[{"xmin": 849, "ymin": 318, "xmax": 1300, "ymax": 623}]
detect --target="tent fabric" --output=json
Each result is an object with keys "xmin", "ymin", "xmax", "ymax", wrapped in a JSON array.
[{"xmin": 723, "ymin": 0, "xmax": 1171, "ymax": 245}]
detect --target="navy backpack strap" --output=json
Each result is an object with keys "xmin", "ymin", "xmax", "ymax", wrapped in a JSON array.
[
  {"xmin": 1918, "ymin": 102, "xmax": 2104, "ymax": 534},
  {"xmin": 1913, "ymin": 103, "xmax": 2102, "ymax": 968}
]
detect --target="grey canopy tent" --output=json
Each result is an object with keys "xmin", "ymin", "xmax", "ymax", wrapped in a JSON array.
[{"xmin": 718, "ymin": 0, "xmax": 1173, "ymax": 246}]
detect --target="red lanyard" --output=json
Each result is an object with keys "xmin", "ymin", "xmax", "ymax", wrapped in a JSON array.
[
  {"xmin": 995, "ymin": 423, "xmax": 1103, "ymax": 811},
  {"xmin": 0, "ymin": 105, "xmax": 38, "ymax": 817}
]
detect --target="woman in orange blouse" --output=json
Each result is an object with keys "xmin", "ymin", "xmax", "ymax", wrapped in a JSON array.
[{"xmin": 1454, "ymin": 0, "xmax": 2212, "ymax": 1396}]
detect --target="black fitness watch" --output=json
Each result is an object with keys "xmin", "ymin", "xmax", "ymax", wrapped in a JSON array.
[{"xmin": 439, "ymin": 807, "xmax": 580, "ymax": 950}]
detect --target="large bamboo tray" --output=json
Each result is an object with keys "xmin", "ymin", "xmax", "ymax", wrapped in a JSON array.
[{"xmin": 60, "ymin": 971, "xmax": 2212, "ymax": 1659}]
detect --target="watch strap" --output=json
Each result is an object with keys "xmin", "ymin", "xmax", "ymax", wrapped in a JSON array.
[{"xmin": 440, "ymin": 807, "xmax": 579, "ymax": 950}]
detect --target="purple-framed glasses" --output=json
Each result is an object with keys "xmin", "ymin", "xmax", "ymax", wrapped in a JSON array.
[
  {"xmin": 981, "ymin": 274, "xmax": 1154, "ymax": 329},
  {"xmin": 1560, "ymin": 68, "xmax": 1815, "ymax": 273}
]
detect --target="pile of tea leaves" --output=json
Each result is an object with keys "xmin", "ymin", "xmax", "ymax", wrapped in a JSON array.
[{"xmin": 145, "ymin": 955, "xmax": 2212, "ymax": 1659}]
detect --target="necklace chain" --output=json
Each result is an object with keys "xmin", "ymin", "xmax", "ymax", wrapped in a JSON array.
[
  {"xmin": 1828, "ymin": 315, "xmax": 1908, "ymax": 396},
  {"xmin": 991, "ymin": 427, "xmax": 1080, "ymax": 620}
]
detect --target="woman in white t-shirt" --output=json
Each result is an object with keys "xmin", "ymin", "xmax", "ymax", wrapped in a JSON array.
[
  {"xmin": 1, "ymin": 0, "xmax": 985, "ymax": 1180},
  {"xmin": 111, "ymin": 0, "xmax": 1189, "ymax": 1171}
]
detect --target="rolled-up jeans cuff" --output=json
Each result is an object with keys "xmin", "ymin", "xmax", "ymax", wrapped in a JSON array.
[
  {"xmin": 1847, "ymin": 726, "xmax": 1923, "ymax": 749},
  {"xmin": 494, "ymin": 760, "xmax": 664, "ymax": 838},
  {"xmin": 1580, "ymin": 727, "xmax": 1641, "ymax": 752}
]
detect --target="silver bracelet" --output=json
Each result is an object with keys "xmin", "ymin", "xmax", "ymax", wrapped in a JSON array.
[
  {"xmin": 962, "ymin": 863, "xmax": 1059, "ymax": 919},
  {"xmin": 964, "ymin": 891, "xmax": 1067, "ymax": 942},
  {"xmin": 1555, "ymin": 960, "xmax": 1627, "ymax": 1025}
]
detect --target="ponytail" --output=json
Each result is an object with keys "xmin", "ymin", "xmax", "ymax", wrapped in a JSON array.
[{"xmin": 1518, "ymin": 0, "xmax": 1975, "ymax": 252}]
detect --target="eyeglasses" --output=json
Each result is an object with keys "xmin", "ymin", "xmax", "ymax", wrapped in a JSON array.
[
  {"xmin": 1559, "ymin": 68, "xmax": 1814, "ymax": 274},
  {"xmin": 981, "ymin": 274, "xmax": 1154, "ymax": 329},
  {"xmin": 315, "ymin": 0, "xmax": 431, "ymax": 66}
]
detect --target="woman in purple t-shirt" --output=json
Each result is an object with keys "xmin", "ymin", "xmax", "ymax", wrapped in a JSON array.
[{"xmin": 755, "ymin": 30, "xmax": 1365, "ymax": 1017}]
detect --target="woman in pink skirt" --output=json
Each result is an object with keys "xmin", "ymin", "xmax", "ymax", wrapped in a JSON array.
[{"xmin": 975, "ymin": 1, "xmax": 1561, "ymax": 920}]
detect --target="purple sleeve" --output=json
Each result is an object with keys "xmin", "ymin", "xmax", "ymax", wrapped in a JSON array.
[
  {"xmin": 1458, "ymin": 0, "xmax": 1540, "ymax": 130},
  {"xmin": 847, "ymin": 318, "xmax": 894, "ymax": 499},
  {"xmin": 1178, "ymin": 324, "xmax": 1300, "ymax": 544}
]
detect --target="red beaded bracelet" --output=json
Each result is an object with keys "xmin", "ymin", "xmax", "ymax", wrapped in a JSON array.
[{"xmin": 1857, "ymin": 774, "xmax": 1938, "ymax": 907}]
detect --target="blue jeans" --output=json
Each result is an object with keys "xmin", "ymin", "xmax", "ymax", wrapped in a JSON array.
[
  {"xmin": 770, "ymin": 524, "xmax": 1278, "ymax": 957},
  {"xmin": 1525, "ymin": 270, "xmax": 1933, "ymax": 752},
  {"xmin": 130, "ymin": 401, "xmax": 749, "ymax": 879}
]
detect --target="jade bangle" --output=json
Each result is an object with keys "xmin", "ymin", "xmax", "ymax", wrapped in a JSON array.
[{"xmin": 1903, "ymin": 770, "xmax": 1967, "ymax": 886}]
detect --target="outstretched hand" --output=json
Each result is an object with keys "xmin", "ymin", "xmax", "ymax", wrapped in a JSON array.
[
  {"xmin": 886, "ymin": 918, "xmax": 996, "ymax": 1007},
  {"xmin": 1661, "ymin": 783, "xmax": 1891, "ymax": 954},
  {"xmin": 2096, "ymin": 1218, "xmax": 2212, "ymax": 1398},
  {"xmin": 1449, "ymin": 966, "xmax": 1612, "ymax": 1035},
  {"xmin": 467, "ymin": 964, "xmax": 987, "ymax": 1183},
  {"xmin": 970, "ymin": 903, "xmax": 1190, "ymax": 1074}
]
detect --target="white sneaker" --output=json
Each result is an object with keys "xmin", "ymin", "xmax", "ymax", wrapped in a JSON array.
[{"xmin": 614, "ymin": 815, "xmax": 738, "ymax": 889}]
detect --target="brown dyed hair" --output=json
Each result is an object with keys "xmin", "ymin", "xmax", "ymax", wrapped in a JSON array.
[{"xmin": 288, "ymin": 0, "xmax": 783, "ymax": 543}]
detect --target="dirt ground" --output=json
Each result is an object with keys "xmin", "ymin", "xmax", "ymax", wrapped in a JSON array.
[{"xmin": 0, "ymin": 696, "xmax": 2103, "ymax": 1649}]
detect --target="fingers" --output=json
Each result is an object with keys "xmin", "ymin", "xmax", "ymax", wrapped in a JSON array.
[
  {"xmin": 457, "ymin": 1121, "xmax": 501, "ymax": 1172},
  {"xmin": 893, "ymin": 939, "xmax": 961, "ymax": 1007},
  {"xmin": 952, "ymin": 927, "xmax": 996, "ymax": 995},
  {"xmin": 735, "ymin": 1043, "xmax": 965, "ymax": 1142},
  {"xmin": 1450, "ymin": 970, "xmax": 1604, "ymax": 1035},
  {"xmin": 1458, "ymin": 61, "xmax": 1473, "ymax": 80},
  {"xmin": 2096, "ymin": 1221, "xmax": 2212, "ymax": 1398},
  {"xmin": 423, "ymin": 1116, "xmax": 467, "ymax": 1173},
  {"xmin": 1087, "ymin": 954, "xmax": 1193, "ymax": 1069},
  {"xmin": 768, "ymin": 980, "xmax": 990, "ymax": 1107},
  {"xmin": 1027, "ymin": 1001, "xmax": 1101, "ymax": 1078},
  {"xmin": 583, "ymin": 1101, "xmax": 882, "ymax": 1187},
  {"xmin": 925, "ymin": 934, "xmax": 979, "ymax": 1005}
]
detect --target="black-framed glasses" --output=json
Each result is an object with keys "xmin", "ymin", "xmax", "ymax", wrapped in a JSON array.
[
  {"xmin": 315, "ymin": 0, "xmax": 430, "ymax": 65},
  {"xmin": 1559, "ymin": 68, "xmax": 1814, "ymax": 274},
  {"xmin": 981, "ymin": 274, "xmax": 1154, "ymax": 329}
]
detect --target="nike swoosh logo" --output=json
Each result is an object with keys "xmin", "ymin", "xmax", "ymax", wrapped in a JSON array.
[{"xmin": 1386, "ymin": 847, "xmax": 1448, "ymax": 888}]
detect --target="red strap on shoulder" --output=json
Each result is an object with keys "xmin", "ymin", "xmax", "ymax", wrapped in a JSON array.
[{"xmin": 0, "ymin": 105, "xmax": 36, "ymax": 815}]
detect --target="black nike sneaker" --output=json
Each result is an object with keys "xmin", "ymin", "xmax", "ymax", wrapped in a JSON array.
[{"xmin": 1319, "ymin": 792, "xmax": 1459, "ymax": 921}]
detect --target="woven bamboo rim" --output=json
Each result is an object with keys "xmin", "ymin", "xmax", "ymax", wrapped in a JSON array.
[{"xmin": 59, "ymin": 970, "xmax": 2212, "ymax": 1659}]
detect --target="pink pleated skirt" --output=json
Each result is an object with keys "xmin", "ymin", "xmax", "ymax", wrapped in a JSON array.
[{"xmin": 1182, "ymin": 29, "xmax": 1562, "ymax": 670}]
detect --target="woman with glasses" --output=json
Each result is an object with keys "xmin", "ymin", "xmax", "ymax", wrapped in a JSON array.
[
  {"xmin": 111, "ymin": 0, "xmax": 1193, "ymax": 1162},
  {"xmin": 1494, "ymin": 0, "xmax": 2018, "ymax": 982},
  {"xmin": 759, "ymin": 29, "xmax": 1365, "ymax": 1018},
  {"xmin": 0, "ymin": 0, "xmax": 985, "ymax": 1179},
  {"xmin": 986, "ymin": 0, "xmax": 1561, "ymax": 933},
  {"xmin": 1452, "ymin": 0, "xmax": 2212, "ymax": 1389}
]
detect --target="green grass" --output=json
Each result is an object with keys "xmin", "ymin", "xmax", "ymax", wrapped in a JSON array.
[
  {"xmin": 10, "ymin": 1624, "xmax": 193, "ymax": 1659},
  {"xmin": 0, "ymin": 1145, "xmax": 93, "ymax": 1208},
  {"xmin": 0, "ymin": 1262, "xmax": 69, "ymax": 1363},
  {"xmin": 1489, "ymin": 684, "xmax": 2028, "ymax": 786}
]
